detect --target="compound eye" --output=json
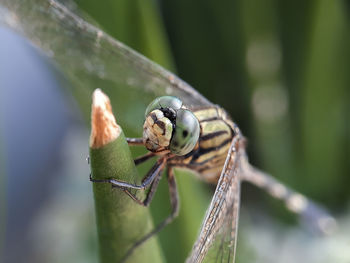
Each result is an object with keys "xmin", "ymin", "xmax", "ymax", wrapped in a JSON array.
[
  {"xmin": 145, "ymin": 96, "xmax": 183, "ymax": 118},
  {"xmin": 170, "ymin": 109, "xmax": 200, "ymax": 156}
]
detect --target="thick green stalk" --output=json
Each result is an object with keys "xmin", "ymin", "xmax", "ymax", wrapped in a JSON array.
[{"xmin": 89, "ymin": 89, "xmax": 163, "ymax": 263}]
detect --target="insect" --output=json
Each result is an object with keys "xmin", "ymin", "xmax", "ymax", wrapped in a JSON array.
[
  {"xmin": 90, "ymin": 95, "xmax": 335, "ymax": 263},
  {"xmin": 8, "ymin": 1, "xmax": 335, "ymax": 262}
]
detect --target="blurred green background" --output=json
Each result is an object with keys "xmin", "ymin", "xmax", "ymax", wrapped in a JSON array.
[{"xmin": 0, "ymin": 0, "xmax": 349, "ymax": 262}]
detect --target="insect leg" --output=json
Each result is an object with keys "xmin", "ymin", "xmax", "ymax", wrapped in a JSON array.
[
  {"xmin": 90, "ymin": 157, "xmax": 166, "ymax": 190},
  {"xmin": 122, "ymin": 164, "xmax": 164, "ymax": 206},
  {"xmin": 127, "ymin": 137, "xmax": 173, "ymax": 165},
  {"xmin": 126, "ymin": 137, "xmax": 144, "ymax": 145},
  {"xmin": 166, "ymin": 166, "xmax": 180, "ymax": 220},
  {"xmin": 120, "ymin": 166, "xmax": 180, "ymax": 263},
  {"xmin": 134, "ymin": 152, "xmax": 156, "ymax": 165},
  {"xmin": 239, "ymin": 155, "xmax": 337, "ymax": 235},
  {"xmin": 127, "ymin": 138, "xmax": 167, "ymax": 166}
]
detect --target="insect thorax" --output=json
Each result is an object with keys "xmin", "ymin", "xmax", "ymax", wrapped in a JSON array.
[{"xmin": 169, "ymin": 106, "xmax": 235, "ymax": 183}]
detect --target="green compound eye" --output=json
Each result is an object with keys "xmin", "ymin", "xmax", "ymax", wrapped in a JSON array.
[
  {"xmin": 170, "ymin": 109, "xmax": 200, "ymax": 156},
  {"xmin": 145, "ymin": 96, "xmax": 183, "ymax": 118}
]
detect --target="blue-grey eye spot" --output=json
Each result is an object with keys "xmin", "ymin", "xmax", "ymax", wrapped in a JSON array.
[
  {"xmin": 169, "ymin": 109, "xmax": 200, "ymax": 156},
  {"xmin": 182, "ymin": 130, "xmax": 188, "ymax": 137}
]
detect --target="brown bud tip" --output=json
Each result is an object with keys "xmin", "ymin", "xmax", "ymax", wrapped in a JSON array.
[{"xmin": 90, "ymin": 89, "xmax": 120, "ymax": 148}]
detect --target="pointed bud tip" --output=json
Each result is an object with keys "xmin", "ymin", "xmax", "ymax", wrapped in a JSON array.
[{"xmin": 90, "ymin": 89, "xmax": 120, "ymax": 148}]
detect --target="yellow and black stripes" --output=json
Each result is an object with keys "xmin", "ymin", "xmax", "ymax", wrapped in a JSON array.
[{"xmin": 169, "ymin": 106, "xmax": 236, "ymax": 183}]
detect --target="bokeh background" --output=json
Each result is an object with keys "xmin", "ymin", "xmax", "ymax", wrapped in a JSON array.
[{"xmin": 1, "ymin": 0, "xmax": 349, "ymax": 262}]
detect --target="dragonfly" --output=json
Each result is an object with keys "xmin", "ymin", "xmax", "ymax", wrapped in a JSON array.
[{"xmin": 2, "ymin": 1, "xmax": 336, "ymax": 262}]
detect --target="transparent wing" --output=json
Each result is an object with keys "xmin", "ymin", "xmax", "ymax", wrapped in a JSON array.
[
  {"xmin": 202, "ymin": 183, "xmax": 240, "ymax": 263},
  {"xmin": 1, "ymin": 0, "xmax": 212, "ymax": 131},
  {"xmin": 187, "ymin": 136, "xmax": 242, "ymax": 263}
]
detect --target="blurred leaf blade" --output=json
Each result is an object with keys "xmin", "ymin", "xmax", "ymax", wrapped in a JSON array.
[
  {"xmin": 75, "ymin": 0, "xmax": 175, "ymax": 71},
  {"xmin": 300, "ymin": 0, "xmax": 349, "ymax": 203}
]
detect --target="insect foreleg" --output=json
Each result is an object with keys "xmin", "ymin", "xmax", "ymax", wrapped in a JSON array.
[
  {"xmin": 123, "ymin": 164, "xmax": 164, "ymax": 206},
  {"xmin": 90, "ymin": 157, "xmax": 166, "ymax": 190},
  {"xmin": 134, "ymin": 152, "xmax": 157, "ymax": 165},
  {"xmin": 126, "ymin": 137, "xmax": 144, "ymax": 145}
]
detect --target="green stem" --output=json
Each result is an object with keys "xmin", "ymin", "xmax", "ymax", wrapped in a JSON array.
[{"xmin": 90, "ymin": 104, "xmax": 163, "ymax": 262}]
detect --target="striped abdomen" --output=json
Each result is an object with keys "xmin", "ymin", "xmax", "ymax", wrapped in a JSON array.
[{"xmin": 169, "ymin": 106, "xmax": 235, "ymax": 183}]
